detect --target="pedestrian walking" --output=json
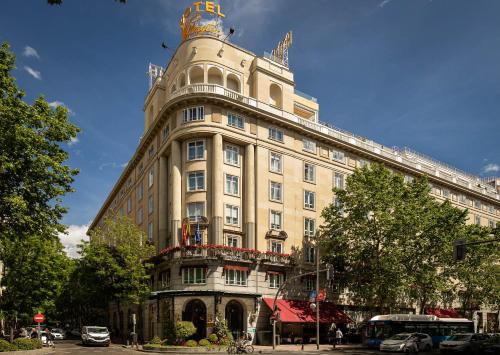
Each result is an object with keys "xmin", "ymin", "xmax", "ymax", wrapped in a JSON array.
[{"xmin": 335, "ymin": 328, "xmax": 343, "ymax": 345}]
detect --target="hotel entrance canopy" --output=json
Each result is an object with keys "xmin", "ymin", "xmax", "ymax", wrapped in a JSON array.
[{"xmin": 263, "ymin": 298, "xmax": 352, "ymax": 324}]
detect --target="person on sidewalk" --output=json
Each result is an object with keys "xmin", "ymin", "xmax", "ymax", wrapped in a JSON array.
[{"xmin": 335, "ymin": 328, "xmax": 343, "ymax": 345}]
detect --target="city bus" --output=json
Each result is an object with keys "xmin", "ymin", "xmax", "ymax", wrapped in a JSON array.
[{"xmin": 364, "ymin": 314, "xmax": 473, "ymax": 348}]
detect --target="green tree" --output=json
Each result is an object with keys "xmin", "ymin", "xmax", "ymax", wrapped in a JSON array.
[
  {"xmin": 0, "ymin": 42, "xmax": 79, "ymax": 243},
  {"xmin": 76, "ymin": 216, "xmax": 155, "ymax": 335}
]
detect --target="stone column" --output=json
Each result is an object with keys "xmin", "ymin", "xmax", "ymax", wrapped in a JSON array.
[
  {"xmin": 158, "ymin": 155, "xmax": 168, "ymax": 250},
  {"xmin": 245, "ymin": 144, "xmax": 256, "ymax": 249},
  {"xmin": 171, "ymin": 140, "xmax": 182, "ymax": 247},
  {"xmin": 212, "ymin": 133, "xmax": 223, "ymax": 245}
]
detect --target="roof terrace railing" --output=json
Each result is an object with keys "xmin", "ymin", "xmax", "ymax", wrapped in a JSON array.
[{"xmin": 294, "ymin": 89, "xmax": 318, "ymax": 103}]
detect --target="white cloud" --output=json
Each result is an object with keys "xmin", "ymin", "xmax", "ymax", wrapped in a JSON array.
[
  {"xmin": 49, "ymin": 100, "xmax": 75, "ymax": 116},
  {"xmin": 59, "ymin": 223, "xmax": 90, "ymax": 258},
  {"xmin": 68, "ymin": 136, "xmax": 79, "ymax": 146},
  {"xmin": 379, "ymin": 0, "xmax": 393, "ymax": 7},
  {"xmin": 24, "ymin": 66, "xmax": 41, "ymax": 80},
  {"xmin": 99, "ymin": 162, "xmax": 128, "ymax": 171},
  {"xmin": 23, "ymin": 45, "xmax": 40, "ymax": 59},
  {"xmin": 482, "ymin": 163, "xmax": 500, "ymax": 174}
]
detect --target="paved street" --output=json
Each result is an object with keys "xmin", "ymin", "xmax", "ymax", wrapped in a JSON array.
[{"xmin": 53, "ymin": 340, "xmax": 134, "ymax": 354}]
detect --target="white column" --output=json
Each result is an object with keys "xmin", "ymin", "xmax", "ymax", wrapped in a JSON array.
[
  {"xmin": 212, "ymin": 133, "xmax": 223, "ymax": 245},
  {"xmin": 171, "ymin": 140, "xmax": 182, "ymax": 247},
  {"xmin": 245, "ymin": 144, "xmax": 255, "ymax": 249},
  {"xmin": 158, "ymin": 155, "xmax": 168, "ymax": 250}
]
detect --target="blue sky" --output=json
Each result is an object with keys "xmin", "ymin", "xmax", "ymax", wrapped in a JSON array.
[{"xmin": 1, "ymin": 0, "xmax": 499, "ymax": 255}]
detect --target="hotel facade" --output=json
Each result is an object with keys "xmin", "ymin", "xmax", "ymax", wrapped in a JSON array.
[{"xmin": 89, "ymin": 2, "xmax": 500, "ymax": 343}]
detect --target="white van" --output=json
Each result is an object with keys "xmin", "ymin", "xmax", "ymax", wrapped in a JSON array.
[{"xmin": 81, "ymin": 326, "xmax": 110, "ymax": 346}]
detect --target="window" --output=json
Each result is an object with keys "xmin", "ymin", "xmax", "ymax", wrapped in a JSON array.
[
  {"xmin": 225, "ymin": 204, "xmax": 239, "ymax": 225},
  {"xmin": 225, "ymin": 145, "xmax": 239, "ymax": 166},
  {"xmin": 459, "ymin": 194, "xmax": 466, "ymax": 204},
  {"xmin": 358, "ymin": 159, "xmax": 370, "ymax": 168},
  {"xmin": 474, "ymin": 200, "xmax": 481, "ymax": 209},
  {"xmin": 162, "ymin": 125, "xmax": 170, "ymax": 141},
  {"xmin": 148, "ymin": 168, "xmax": 154, "ymax": 188},
  {"xmin": 443, "ymin": 189, "xmax": 450, "ymax": 198},
  {"xmin": 269, "ymin": 152, "xmax": 283, "ymax": 173},
  {"xmin": 269, "ymin": 126, "xmax": 284, "ymax": 142},
  {"xmin": 334, "ymin": 196, "xmax": 343, "ymax": 212},
  {"xmin": 489, "ymin": 220, "xmax": 495, "ymax": 228},
  {"xmin": 182, "ymin": 267, "xmax": 206, "ymax": 284},
  {"xmin": 148, "ymin": 222, "xmax": 153, "ymax": 242},
  {"xmin": 304, "ymin": 163, "xmax": 315, "ymax": 183},
  {"xmin": 127, "ymin": 197, "xmax": 132, "ymax": 213},
  {"xmin": 270, "ymin": 240, "xmax": 283, "ymax": 254},
  {"xmin": 225, "ymin": 174, "xmax": 239, "ymax": 195},
  {"xmin": 269, "ymin": 273, "xmax": 283, "ymax": 288},
  {"xmin": 188, "ymin": 171, "xmax": 205, "ymax": 191},
  {"xmin": 182, "ymin": 106, "xmax": 204, "ymax": 123},
  {"xmin": 138, "ymin": 162, "xmax": 144, "ymax": 173},
  {"xmin": 334, "ymin": 172, "xmax": 344, "ymax": 189},
  {"xmin": 226, "ymin": 235, "xmax": 239, "ymax": 248},
  {"xmin": 119, "ymin": 207, "xmax": 124, "ymax": 216},
  {"xmin": 160, "ymin": 269, "xmax": 171, "ymax": 289},
  {"xmin": 187, "ymin": 202, "xmax": 204, "ymax": 222},
  {"xmin": 404, "ymin": 175, "xmax": 414, "ymax": 183},
  {"xmin": 228, "ymin": 113, "xmax": 244, "ymax": 129},
  {"xmin": 304, "ymin": 278, "xmax": 315, "ymax": 291},
  {"xmin": 303, "ymin": 138, "xmax": 316, "ymax": 153},
  {"xmin": 148, "ymin": 195, "xmax": 154, "ymax": 214},
  {"xmin": 188, "ymin": 141, "xmax": 204, "ymax": 160},
  {"xmin": 269, "ymin": 181, "xmax": 282, "ymax": 202},
  {"xmin": 488, "ymin": 205, "xmax": 494, "ymax": 214},
  {"xmin": 304, "ymin": 218, "xmax": 315, "ymax": 237},
  {"xmin": 304, "ymin": 190, "xmax": 315, "ymax": 210},
  {"xmin": 304, "ymin": 245, "xmax": 315, "ymax": 263},
  {"xmin": 332, "ymin": 149, "xmax": 345, "ymax": 162},
  {"xmin": 148, "ymin": 145, "xmax": 155, "ymax": 158},
  {"xmin": 270, "ymin": 210, "xmax": 282, "ymax": 230},
  {"xmin": 225, "ymin": 269, "xmax": 247, "ymax": 286},
  {"xmin": 137, "ymin": 207, "xmax": 143, "ymax": 224},
  {"xmin": 136, "ymin": 184, "xmax": 143, "ymax": 201},
  {"xmin": 475, "ymin": 215, "xmax": 481, "ymax": 226}
]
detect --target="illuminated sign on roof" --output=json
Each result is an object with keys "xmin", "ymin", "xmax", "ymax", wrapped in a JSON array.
[{"xmin": 180, "ymin": 1, "xmax": 225, "ymax": 41}]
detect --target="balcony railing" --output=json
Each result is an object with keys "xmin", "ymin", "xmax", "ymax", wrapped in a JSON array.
[
  {"xmin": 158, "ymin": 244, "xmax": 294, "ymax": 265},
  {"xmin": 165, "ymin": 83, "xmax": 499, "ymax": 201}
]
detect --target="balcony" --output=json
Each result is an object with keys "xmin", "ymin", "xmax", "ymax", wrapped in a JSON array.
[
  {"xmin": 158, "ymin": 244, "xmax": 295, "ymax": 266},
  {"xmin": 165, "ymin": 83, "xmax": 499, "ymax": 201}
]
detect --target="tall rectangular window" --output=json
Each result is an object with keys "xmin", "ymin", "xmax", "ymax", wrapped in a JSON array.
[
  {"xmin": 304, "ymin": 278, "xmax": 315, "ymax": 291},
  {"xmin": 304, "ymin": 190, "xmax": 315, "ymax": 209},
  {"xmin": 304, "ymin": 163, "xmax": 315, "ymax": 183},
  {"xmin": 304, "ymin": 245, "xmax": 315, "ymax": 263},
  {"xmin": 225, "ymin": 145, "xmax": 240, "ymax": 166},
  {"xmin": 182, "ymin": 106, "xmax": 204, "ymax": 123},
  {"xmin": 162, "ymin": 125, "xmax": 170, "ymax": 141},
  {"xmin": 304, "ymin": 218, "xmax": 315, "ymax": 237},
  {"xmin": 459, "ymin": 194, "xmax": 466, "ymax": 204},
  {"xmin": 303, "ymin": 138, "xmax": 316, "ymax": 153},
  {"xmin": 127, "ymin": 197, "xmax": 132, "ymax": 213},
  {"xmin": 224, "ymin": 204, "xmax": 239, "ymax": 225},
  {"xmin": 226, "ymin": 235, "xmax": 239, "ymax": 248},
  {"xmin": 269, "ymin": 152, "xmax": 283, "ymax": 173},
  {"xmin": 270, "ymin": 210, "xmax": 282, "ymax": 230},
  {"xmin": 358, "ymin": 159, "xmax": 370, "ymax": 168},
  {"xmin": 269, "ymin": 181, "xmax": 282, "ymax": 202},
  {"xmin": 269, "ymin": 273, "xmax": 283, "ymax": 288},
  {"xmin": 475, "ymin": 215, "xmax": 481, "ymax": 225},
  {"xmin": 188, "ymin": 171, "xmax": 205, "ymax": 191},
  {"xmin": 137, "ymin": 207, "xmax": 143, "ymax": 224},
  {"xmin": 332, "ymin": 149, "xmax": 345, "ymax": 162},
  {"xmin": 148, "ymin": 168, "xmax": 154, "ymax": 188},
  {"xmin": 474, "ymin": 200, "xmax": 481, "ymax": 209},
  {"xmin": 225, "ymin": 269, "xmax": 247, "ymax": 286},
  {"xmin": 136, "ymin": 184, "xmax": 143, "ymax": 201},
  {"xmin": 182, "ymin": 267, "xmax": 206, "ymax": 284},
  {"xmin": 334, "ymin": 172, "xmax": 344, "ymax": 189},
  {"xmin": 148, "ymin": 222, "xmax": 153, "ymax": 242},
  {"xmin": 227, "ymin": 113, "xmax": 244, "ymax": 129},
  {"xmin": 225, "ymin": 174, "xmax": 239, "ymax": 195},
  {"xmin": 187, "ymin": 202, "xmax": 204, "ymax": 222},
  {"xmin": 269, "ymin": 126, "xmax": 284, "ymax": 142},
  {"xmin": 188, "ymin": 141, "xmax": 205, "ymax": 160},
  {"xmin": 270, "ymin": 240, "xmax": 283, "ymax": 253},
  {"xmin": 148, "ymin": 195, "xmax": 154, "ymax": 214},
  {"xmin": 160, "ymin": 269, "xmax": 171, "ymax": 289}
]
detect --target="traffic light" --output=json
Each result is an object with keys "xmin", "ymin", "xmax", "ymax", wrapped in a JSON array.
[{"xmin": 453, "ymin": 240, "xmax": 466, "ymax": 261}]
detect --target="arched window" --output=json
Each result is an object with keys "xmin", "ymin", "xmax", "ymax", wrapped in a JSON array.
[
  {"xmin": 207, "ymin": 66, "xmax": 223, "ymax": 85},
  {"xmin": 270, "ymin": 83, "xmax": 282, "ymax": 108},
  {"xmin": 171, "ymin": 84, "xmax": 176, "ymax": 93},
  {"xmin": 189, "ymin": 66, "xmax": 204, "ymax": 84},
  {"xmin": 182, "ymin": 299, "xmax": 207, "ymax": 339},
  {"xmin": 179, "ymin": 73, "xmax": 186, "ymax": 88},
  {"xmin": 225, "ymin": 300, "xmax": 245, "ymax": 339},
  {"xmin": 226, "ymin": 73, "xmax": 240, "ymax": 93}
]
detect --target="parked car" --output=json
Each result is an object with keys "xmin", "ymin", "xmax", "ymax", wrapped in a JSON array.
[
  {"xmin": 69, "ymin": 328, "xmax": 81, "ymax": 337},
  {"xmin": 479, "ymin": 335, "xmax": 500, "ymax": 354},
  {"xmin": 440, "ymin": 333, "xmax": 489, "ymax": 353},
  {"xmin": 81, "ymin": 326, "xmax": 110, "ymax": 347},
  {"xmin": 50, "ymin": 328, "xmax": 66, "ymax": 340},
  {"xmin": 380, "ymin": 332, "xmax": 433, "ymax": 352}
]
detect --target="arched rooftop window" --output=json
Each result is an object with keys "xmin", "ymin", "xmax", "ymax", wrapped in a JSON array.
[
  {"xmin": 226, "ymin": 73, "xmax": 240, "ymax": 93},
  {"xmin": 270, "ymin": 83, "xmax": 282, "ymax": 108},
  {"xmin": 207, "ymin": 66, "xmax": 223, "ymax": 86},
  {"xmin": 189, "ymin": 66, "xmax": 204, "ymax": 84}
]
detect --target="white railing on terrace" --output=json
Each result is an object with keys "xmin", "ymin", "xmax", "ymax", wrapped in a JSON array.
[
  {"xmin": 166, "ymin": 83, "xmax": 500, "ymax": 200},
  {"xmin": 294, "ymin": 89, "xmax": 318, "ymax": 103}
]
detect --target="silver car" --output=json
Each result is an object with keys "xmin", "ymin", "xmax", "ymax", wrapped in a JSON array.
[
  {"xmin": 81, "ymin": 326, "xmax": 110, "ymax": 347},
  {"xmin": 439, "ymin": 333, "xmax": 489, "ymax": 353},
  {"xmin": 380, "ymin": 332, "xmax": 433, "ymax": 353}
]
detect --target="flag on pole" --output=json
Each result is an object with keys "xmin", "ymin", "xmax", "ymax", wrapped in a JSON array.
[
  {"xmin": 181, "ymin": 220, "xmax": 191, "ymax": 246},
  {"xmin": 195, "ymin": 223, "xmax": 202, "ymax": 244}
]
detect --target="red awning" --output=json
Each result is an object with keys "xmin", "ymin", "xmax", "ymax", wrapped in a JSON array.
[
  {"xmin": 224, "ymin": 265, "xmax": 249, "ymax": 272},
  {"xmin": 425, "ymin": 308, "xmax": 460, "ymax": 318},
  {"xmin": 263, "ymin": 298, "xmax": 352, "ymax": 324}
]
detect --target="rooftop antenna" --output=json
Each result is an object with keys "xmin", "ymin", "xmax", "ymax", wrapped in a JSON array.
[{"xmin": 219, "ymin": 27, "xmax": 235, "ymax": 57}]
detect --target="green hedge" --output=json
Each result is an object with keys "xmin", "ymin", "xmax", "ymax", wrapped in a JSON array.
[
  {"xmin": 12, "ymin": 338, "xmax": 42, "ymax": 350},
  {"xmin": 0, "ymin": 339, "xmax": 16, "ymax": 352},
  {"xmin": 185, "ymin": 339, "xmax": 198, "ymax": 347},
  {"xmin": 208, "ymin": 333, "xmax": 218, "ymax": 343},
  {"xmin": 198, "ymin": 338, "xmax": 210, "ymax": 346},
  {"xmin": 175, "ymin": 321, "xmax": 196, "ymax": 340}
]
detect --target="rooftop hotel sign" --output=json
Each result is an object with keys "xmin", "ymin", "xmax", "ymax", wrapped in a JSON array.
[{"xmin": 180, "ymin": 1, "xmax": 225, "ymax": 41}]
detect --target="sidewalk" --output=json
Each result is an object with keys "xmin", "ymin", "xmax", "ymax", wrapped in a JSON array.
[{"xmin": 253, "ymin": 344, "xmax": 364, "ymax": 352}]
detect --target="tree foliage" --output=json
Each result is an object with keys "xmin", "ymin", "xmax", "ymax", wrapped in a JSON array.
[{"xmin": 0, "ymin": 42, "xmax": 79, "ymax": 242}]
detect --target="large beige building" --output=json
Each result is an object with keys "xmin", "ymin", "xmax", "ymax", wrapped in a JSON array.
[{"xmin": 89, "ymin": 2, "xmax": 500, "ymax": 343}]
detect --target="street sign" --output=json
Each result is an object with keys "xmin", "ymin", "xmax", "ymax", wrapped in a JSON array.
[{"xmin": 33, "ymin": 313, "xmax": 44, "ymax": 323}]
